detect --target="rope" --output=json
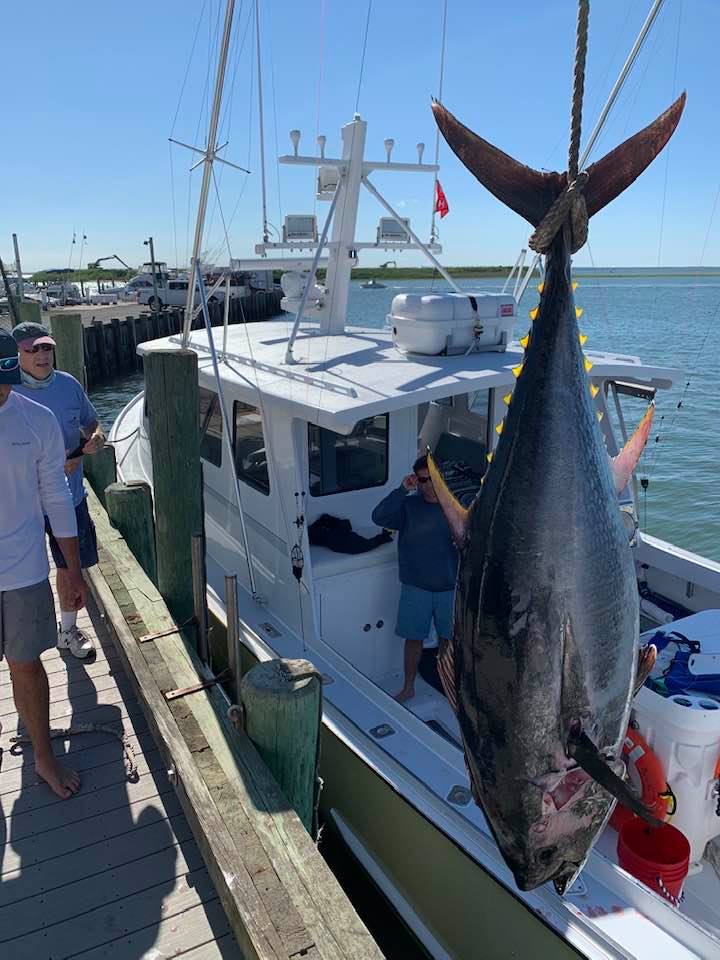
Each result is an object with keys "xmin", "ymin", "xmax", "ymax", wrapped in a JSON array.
[
  {"xmin": 354, "ymin": 0, "xmax": 373, "ymax": 115},
  {"xmin": 568, "ymin": 0, "xmax": 590, "ymax": 182},
  {"xmin": 10, "ymin": 723, "xmax": 138, "ymax": 781},
  {"xmin": 529, "ymin": 0, "xmax": 590, "ymax": 256}
]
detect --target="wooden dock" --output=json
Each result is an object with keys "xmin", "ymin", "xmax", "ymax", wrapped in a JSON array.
[
  {"xmin": 0, "ymin": 488, "xmax": 383, "ymax": 959},
  {"xmin": 0, "ymin": 566, "xmax": 242, "ymax": 958}
]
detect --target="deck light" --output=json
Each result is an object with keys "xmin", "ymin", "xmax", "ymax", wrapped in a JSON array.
[{"xmin": 290, "ymin": 129, "xmax": 301, "ymax": 156}]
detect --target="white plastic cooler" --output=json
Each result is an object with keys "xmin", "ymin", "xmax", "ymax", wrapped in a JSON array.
[{"xmin": 388, "ymin": 292, "xmax": 517, "ymax": 355}]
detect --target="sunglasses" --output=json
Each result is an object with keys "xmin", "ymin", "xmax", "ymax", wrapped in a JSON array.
[
  {"xmin": 416, "ymin": 475, "xmax": 432, "ymax": 484},
  {"xmin": 22, "ymin": 344, "xmax": 54, "ymax": 354},
  {"xmin": 0, "ymin": 357, "xmax": 20, "ymax": 372}
]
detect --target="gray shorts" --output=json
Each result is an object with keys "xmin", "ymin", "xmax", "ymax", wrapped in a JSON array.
[{"xmin": 0, "ymin": 579, "xmax": 56, "ymax": 663}]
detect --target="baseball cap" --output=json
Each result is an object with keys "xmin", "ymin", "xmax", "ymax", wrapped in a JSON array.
[
  {"xmin": 11, "ymin": 321, "xmax": 57, "ymax": 350},
  {"xmin": 0, "ymin": 328, "xmax": 22, "ymax": 384}
]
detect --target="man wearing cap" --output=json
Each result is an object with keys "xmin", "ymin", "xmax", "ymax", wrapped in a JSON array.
[
  {"xmin": 12, "ymin": 321, "xmax": 105, "ymax": 659},
  {"xmin": 0, "ymin": 328, "xmax": 85, "ymax": 798}
]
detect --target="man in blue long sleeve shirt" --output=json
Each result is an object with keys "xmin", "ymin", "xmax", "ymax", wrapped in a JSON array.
[{"xmin": 372, "ymin": 455, "xmax": 458, "ymax": 702}]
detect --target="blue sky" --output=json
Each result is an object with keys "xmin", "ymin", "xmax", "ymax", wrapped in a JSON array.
[{"xmin": 2, "ymin": 0, "xmax": 719, "ymax": 272}]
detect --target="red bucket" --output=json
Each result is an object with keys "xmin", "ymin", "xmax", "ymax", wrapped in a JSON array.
[{"xmin": 617, "ymin": 819, "xmax": 690, "ymax": 906}]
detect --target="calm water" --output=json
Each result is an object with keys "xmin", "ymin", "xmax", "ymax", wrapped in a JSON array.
[{"xmin": 92, "ymin": 274, "xmax": 720, "ymax": 562}]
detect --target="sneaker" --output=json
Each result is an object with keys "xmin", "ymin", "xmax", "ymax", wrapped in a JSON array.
[{"xmin": 57, "ymin": 624, "xmax": 94, "ymax": 659}]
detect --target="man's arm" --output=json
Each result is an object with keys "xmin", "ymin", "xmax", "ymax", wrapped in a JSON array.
[
  {"xmin": 371, "ymin": 483, "xmax": 410, "ymax": 530},
  {"xmin": 38, "ymin": 416, "xmax": 86, "ymax": 610},
  {"xmin": 79, "ymin": 386, "xmax": 105, "ymax": 454}
]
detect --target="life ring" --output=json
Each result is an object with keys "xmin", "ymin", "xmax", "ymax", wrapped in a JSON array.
[{"xmin": 610, "ymin": 726, "xmax": 675, "ymax": 830}]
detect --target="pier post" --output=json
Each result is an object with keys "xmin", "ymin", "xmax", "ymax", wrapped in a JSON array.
[
  {"xmin": 105, "ymin": 481, "xmax": 157, "ymax": 583},
  {"xmin": 50, "ymin": 311, "xmax": 85, "ymax": 386},
  {"xmin": 144, "ymin": 349, "xmax": 202, "ymax": 641},
  {"xmin": 17, "ymin": 300, "xmax": 42, "ymax": 325},
  {"xmin": 241, "ymin": 658, "xmax": 322, "ymax": 836},
  {"xmin": 84, "ymin": 445, "xmax": 117, "ymax": 508}
]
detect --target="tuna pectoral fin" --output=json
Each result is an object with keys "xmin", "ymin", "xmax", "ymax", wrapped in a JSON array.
[
  {"xmin": 635, "ymin": 644, "xmax": 657, "ymax": 696},
  {"xmin": 427, "ymin": 450, "xmax": 470, "ymax": 546},
  {"xmin": 610, "ymin": 402, "xmax": 655, "ymax": 494},
  {"xmin": 567, "ymin": 729, "xmax": 664, "ymax": 828}
]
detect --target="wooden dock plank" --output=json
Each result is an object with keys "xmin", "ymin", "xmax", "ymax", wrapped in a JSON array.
[
  {"xmin": 1, "ymin": 789, "xmax": 182, "ymax": 876},
  {"xmin": 1, "ymin": 572, "xmax": 237, "ymax": 960}
]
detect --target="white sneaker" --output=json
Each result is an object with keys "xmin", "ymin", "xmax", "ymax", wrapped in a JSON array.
[{"xmin": 57, "ymin": 624, "xmax": 94, "ymax": 659}]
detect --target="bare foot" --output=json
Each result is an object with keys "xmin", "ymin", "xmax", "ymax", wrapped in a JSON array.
[
  {"xmin": 35, "ymin": 757, "xmax": 81, "ymax": 799},
  {"xmin": 395, "ymin": 686, "xmax": 415, "ymax": 703}
]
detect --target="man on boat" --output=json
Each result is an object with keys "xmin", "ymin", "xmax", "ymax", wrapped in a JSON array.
[
  {"xmin": 12, "ymin": 321, "xmax": 105, "ymax": 659},
  {"xmin": 0, "ymin": 328, "xmax": 84, "ymax": 798},
  {"xmin": 372, "ymin": 455, "xmax": 458, "ymax": 702}
]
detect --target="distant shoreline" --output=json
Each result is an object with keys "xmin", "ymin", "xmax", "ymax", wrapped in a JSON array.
[{"xmin": 342, "ymin": 265, "xmax": 720, "ymax": 281}]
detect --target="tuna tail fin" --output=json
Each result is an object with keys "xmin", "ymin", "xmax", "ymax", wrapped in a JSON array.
[
  {"xmin": 567, "ymin": 728, "xmax": 664, "ymax": 828},
  {"xmin": 431, "ymin": 93, "xmax": 686, "ymax": 226}
]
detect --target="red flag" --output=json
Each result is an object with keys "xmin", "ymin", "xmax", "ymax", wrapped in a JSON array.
[{"xmin": 434, "ymin": 180, "xmax": 449, "ymax": 219}]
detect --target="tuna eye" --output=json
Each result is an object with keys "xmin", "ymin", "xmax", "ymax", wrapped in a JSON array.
[{"xmin": 538, "ymin": 846, "xmax": 558, "ymax": 865}]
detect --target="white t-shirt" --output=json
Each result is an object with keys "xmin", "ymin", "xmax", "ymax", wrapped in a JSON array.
[{"xmin": 0, "ymin": 391, "xmax": 78, "ymax": 591}]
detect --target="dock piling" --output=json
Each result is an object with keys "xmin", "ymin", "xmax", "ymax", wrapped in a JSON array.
[
  {"xmin": 144, "ymin": 348, "xmax": 203, "ymax": 641},
  {"xmin": 49, "ymin": 311, "xmax": 85, "ymax": 386},
  {"xmin": 191, "ymin": 532, "xmax": 210, "ymax": 663},
  {"xmin": 241, "ymin": 658, "xmax": 322, "ymax": 836},
  {"xmin": 105, "ymin": 481, "xmax": 157, "ymax": 583}
]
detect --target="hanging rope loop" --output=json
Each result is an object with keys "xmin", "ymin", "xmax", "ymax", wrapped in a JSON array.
[{"xmin": 529, "ymin": 0, "xmax": 590, "ymax": 255}]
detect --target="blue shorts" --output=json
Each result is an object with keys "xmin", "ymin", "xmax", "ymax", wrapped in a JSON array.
[
  {"xmin": 396, "ymin": 584, "xmax": 454, "ymax": 641},
  {"xmin": 46, "ymin": 497, "xmax": 98, "ymax": 570}
]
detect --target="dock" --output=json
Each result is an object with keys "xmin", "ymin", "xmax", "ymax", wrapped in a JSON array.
[
  {"xmin": 0, "ymin": 489, "xmax": 383, "ymax": 960},
  {"xmin": 0, "ymin": 566, "xmax": 241, "ymax": 958}
]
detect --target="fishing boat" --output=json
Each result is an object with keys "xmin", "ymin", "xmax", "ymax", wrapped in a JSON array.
[
  {"xmin": 110, "ymin": 1, "xmax": 720, "ymax": 956},
  {"xmin": 361, "ymin": 279, "xmax": 386, "ymax": 289}
]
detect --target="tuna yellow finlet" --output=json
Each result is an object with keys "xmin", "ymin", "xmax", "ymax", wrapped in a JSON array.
[
  {"xmin": 590, "ymin": 383, "xmax": 600, "ymax": 399},
  {"xmin": 529, "ymin": 306, "xmax": 539, "ymax": 321},
  {"xmin": 584, "ymin": 357, "xmax": 593, "ymax": 374},
  {"xmin": 597, "ymin": 411, "xmax": 604, "ymax": 422},
  {"xmin": 576, "ymin": 307, "xmax": 584, "ymax": 319},
  {"xmin": 519, "ymin": 334, "xmax": 530, "ymax": 349},
  {"xmin": 579, "ymin": 333, "xmax": 588, "ymax": 346},
  {"xmin": 503, "ymin": 392, "xmax": 513, "ymax": 406},
  {"xmin": 572, "ymin": 280, "xmax": 579, "ymax": 291},
  {"xmin": 537, "ymin": 282, "xmax": 544, "ymax": 294},
  {"xmin": 486, "ymin": 452, "xmax": 494, "ymax": 463},
  {"xmin": 495, "ymin": 422, "xmax": 504, "ymax": 436},
  {"xmin": 512, "ymin": 364, "xmax": 523, "ymax": 378}
]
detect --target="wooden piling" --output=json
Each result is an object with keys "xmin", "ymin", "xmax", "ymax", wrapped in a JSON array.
[
  {"xmin": 241, "ymin": 659, "xmax": 322, "ymax": 836},
  {"xmin": 144, "ymin": 348, "xmax": 203, "ymax": 638},
  {"xmin": 17, "ymin": 300, "xmax": 42, "ymax": 325},
  {"xmin": 83, "ymin": 444, "xmax": 117, "ymax": 508},
  {"xmin": 105, "ymin": 480, "xmax": 157, "ymax": 583},
  {"xmin": 49, "ymin": 311, "xmax": 85, "ymax": 386}
]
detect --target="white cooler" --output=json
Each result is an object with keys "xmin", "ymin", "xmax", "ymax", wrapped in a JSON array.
[
  {"xmin": 634, "ymin": 611, "xmax": 720, "ymax": 867},
  {"xmin": 388, "ymin": 292, "xmax": 517, "ymax": 356}
]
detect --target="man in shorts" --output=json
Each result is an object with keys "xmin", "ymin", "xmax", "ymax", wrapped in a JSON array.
[
  {"xmin": 372, "ymin": 455, "xmax": 459, "ymax": 702},
  {"xmin": 12, "ymin": 320, "xmax": 105, "ymax": 658},
  {"xmin": 0, "ymin": 328, "xmax": 85, "ymax": 798}
]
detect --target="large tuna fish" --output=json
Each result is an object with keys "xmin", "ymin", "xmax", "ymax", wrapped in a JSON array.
[{"xmin": 429, "ymin": 93, "xmax": 685, "ymax": 893}]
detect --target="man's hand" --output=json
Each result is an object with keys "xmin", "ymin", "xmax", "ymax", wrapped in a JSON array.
[
  {"xmin": 82, "ymin": 430, "xmax": 105, "ymax": 455},
  {"xmin": 402, "ymin": 474, "xmax": 417, "ymax": 491},
  {"xmin": 64, "ymin": 457, "xmax": 82, "ymax": 476},
  {"xmin": 65, "ymin": 571, "xmax": 87, "ymax": 611}
]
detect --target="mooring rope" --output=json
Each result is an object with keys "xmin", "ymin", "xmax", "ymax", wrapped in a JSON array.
[
  {"xmin": 529, "ymin": 0, "xmax": 590, "ymax": 255},
  {"xmin": 10, "ymin": 723, "xmax": 139, "ymax": 781}
]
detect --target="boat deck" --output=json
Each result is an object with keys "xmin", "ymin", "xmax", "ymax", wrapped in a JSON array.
[{"xmin": 0, "ymin": 565, "xmax": 241, "ymax": 959}]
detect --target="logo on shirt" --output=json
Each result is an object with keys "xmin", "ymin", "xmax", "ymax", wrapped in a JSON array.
[{"xmin": 11, "ymin": 441, "xmax": 31, "ymax": 446}]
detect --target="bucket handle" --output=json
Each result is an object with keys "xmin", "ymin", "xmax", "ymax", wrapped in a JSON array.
[{"xmin": 656, "ymin": 875, "xmax": 685, "ymax": 908}]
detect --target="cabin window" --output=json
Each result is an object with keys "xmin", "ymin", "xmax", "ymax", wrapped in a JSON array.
[
  {"xmin": 199, "ymin": 387, "xmax": 223, "ymax": 467},
  {"xmin": 308, "ymin": 414, "xmax": 389, "ymax": 497},
  {"xmin": 233, "ymin": 401, "xmax": 270, "ymax": 495}
]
